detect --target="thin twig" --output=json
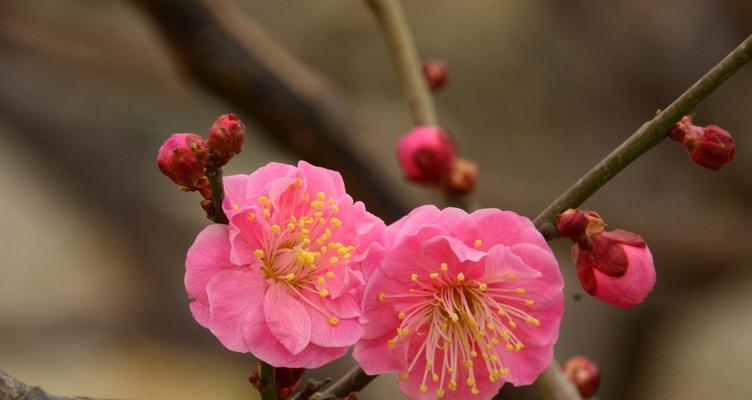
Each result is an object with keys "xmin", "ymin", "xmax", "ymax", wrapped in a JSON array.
[
  {"xmin": 536, "ymin": 360, "xmax": 582, "ymax": 400},
  {"xmin": 0, "ymin": 370, "xmax": 100, "ymax": 400},
  {"xmin": 308, "ymin": 368, "xmax": 375, "ymax": 400},
  {"xmin": 205, "ymin": 166, "xmax": 228, "ymax": 224},
  {"xmin": 259, "ymin": 362, "xmax": 277, "ymax": 400},
  {"xmin": 534, "ymin": 33, "xmax": 752, "ymax": 240},
  {"xmin": 289, "ymin": 377, "xmax": 331, "ymax": 400},
  {"xmin": 366, "ymin": 0, "xmax": 438, "ymax": 126}
]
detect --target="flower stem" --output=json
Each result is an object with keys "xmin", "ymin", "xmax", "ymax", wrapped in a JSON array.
[
  {"xmin": 308, "ymin": 367, "xmax": 375, "ymax": 400},
  {"xmin": 259, "ymin": 361, "xmax": 277, "ymax": 400},
  {"xmin": 366, "ymin": 0, "xmax": 437, "ymax": 126},
  {"xmin": 534, "ymin": 33, "xmax": 752, "ymax": 240},
  {"xmin": 205, "ymin": 166, "xmax": 229, "ymax": 224}
]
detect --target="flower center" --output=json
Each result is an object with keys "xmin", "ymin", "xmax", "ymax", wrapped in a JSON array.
[
  {"xmin": 379, "ymin": 262, "xmax": 540, "ymax": 397},
  {"xmin": 246, "ymin": 180, "xmax": 356, "ymax": 326}
]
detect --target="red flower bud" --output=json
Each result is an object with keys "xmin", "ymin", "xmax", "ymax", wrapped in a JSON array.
[
  {"xmin": 157, "ymin": 133, "xmax": 209, "ymax": 191},
  {"xmin": 563, "ymin": 356, "xmax": 600, "ymax": 399},
  {"xmin": 422, "ymin": 59, "xmax": 449, "ymax": 92},
  {"xmin": 446, "ymin": 158, "xmax": 478, "ymax": 195},
  {"xmin": 670, "ymin": 115, "xmax": 735, "ymax": 170},
  {"xmin": 397, "ymin": 125, "xmax": 457, "ymax": 183},
  {"xmin": 207, "ymin": 114, "xmax": 246, "ymax": 167},
  {"xmin": 560, "ymin": 210, "xmax": 656, "ymax": 308}
]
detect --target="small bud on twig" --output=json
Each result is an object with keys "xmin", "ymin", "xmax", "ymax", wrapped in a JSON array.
[
  {"xmin": 563, "ymin": 356, "xmax": 600, "ymax": 399},
  {"xmin": 157, "ymin": 133, "xmax": 209, "ymax": 191},
  {"xmin": 558, "ymin": 209, "xmax": 656, "ymax": 308},
  {"xmin": 446, "ymin": 158, "xmax": 478, "ymax": 195},
  {"xmin": 207, "ymin": 113, "xmax": 246, "ymax": 167},
  {"xmin": 422, "ymin": 59, "xmax": 449, "ymax": 92},
  {"xmin": 397, "ymin": 125, "xmax": 456, "ymax": 183},
  {"xmin": 670, "ymin": 115, "xmax": 735, "ymax": 170}
]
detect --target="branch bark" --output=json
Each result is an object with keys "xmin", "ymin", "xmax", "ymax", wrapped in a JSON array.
[
  {"xmin": 534, "ymin": 33, "xmax": 752, "ymax": 240},
  {"xmin": 0, "ymin": 370, "xmax": 100, "ymax": 400},
  {"xmin": 132, "ymin": 0, "xmax": 407, "ymax": 222}
]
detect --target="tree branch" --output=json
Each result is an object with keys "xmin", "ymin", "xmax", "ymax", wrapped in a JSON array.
[
  {"xmin": 534, "ymin": 33, "xmax": 752, "ymax": 240},
  {"xmin": 0, "ymin": 370, "xmax": 100, "ymax": 400},
  {"xmin": 366, "ymin": 0, "xmax": 438, "ymax": 126},
  {"xmin": 132, "ymin": 0, "xmax": 406, "ymax": 222},
  {"xmin": 308, "ymin": 367, "xmax": 375, "ymax": 400}
]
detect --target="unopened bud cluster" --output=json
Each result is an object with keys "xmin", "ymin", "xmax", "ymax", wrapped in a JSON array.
[
  {"xmin": 397, "ymin": 125, "xmax": 477, "ymax": 195},
  {"xmin": 157, "ymin": 114, "xmax": 246, "ymax": 211},
  {"xmin": 670, "ymin": 115, "xmax": 735, "ymax": 170},
  {"xmin": 557, "ymin": 209, "xmax": 656, "ymax": 308}
]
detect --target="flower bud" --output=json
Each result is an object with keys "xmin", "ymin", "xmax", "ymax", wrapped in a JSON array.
[
  {"xmin": 157, "ymin": 133, "xmax": 209, "ymax": 191},
  {"xmin": 670, "ymin": 115, "xmax": 735, "ymax": 170},
  {"xmin": 563, "ymin": 356, "xmax": 600, "ymax": 399},
  {"xmin": 559, "ymin": 209, "xmax": 656, "ymax": 308},
  {"xmin": 446, "ymin": 158, "xmax": 478, "ymax": 195},
  {"xmin": 422, "ymin": 59, "xmax": 449, "ymax": 92},
  {"xmin": 207, "ymin": 114, "xmax": 246, "ymax": 167},
  {"xmin": 397, "ymin": 125, "xmax": 457, "ymax": 183}
]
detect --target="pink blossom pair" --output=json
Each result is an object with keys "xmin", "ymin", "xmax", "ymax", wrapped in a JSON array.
[{"xmin": 185, "ymin": 161, "xmax": 564, "ymax": 399}]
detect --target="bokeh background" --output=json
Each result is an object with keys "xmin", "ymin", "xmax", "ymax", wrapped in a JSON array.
[{"xmin": 1, "ymin": 1, "xmax": 751, "ymax": 399}]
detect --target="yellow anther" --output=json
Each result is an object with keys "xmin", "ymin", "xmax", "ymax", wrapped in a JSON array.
[
  {"xmin": 491, "ymin": 338, "xmax": 499, "ymax": 345},
  {"xmin": 466, "ymin": 377, "xmax": 476, "ymax": 386},
  {"xmin": 490, "ymin": 355, "xmax": 499, "ymax": 362},
  {"xmin": 489, "ymin": 373, "xmax": 498, "ymax": 382},
  {"xmin": 328, "ymin": 316, "xmax": 339, "ymax": 326},
  {"xmin": 316, "ymin": 192, "xmax": 326, "ymax": 200},
  {"xmin": 448, "ymin": 381, "xmax": 458, "ymax": 391},
  {"xmin": 294, "ymin": 178, "xmax": 303, "ymax": 187},
  {"xmin": 411, "ymin": 273, "xmax": 419, "ymax": 282},
  {"xmin": 430, "ymin": 272, "xmax": 439, "ymax": 279},
  {"xmin": 399, "ymin": 327, "xmax": 409, "ymax": 336},
  {"xmin": 515, "ymin": 343, "xmax": 524, "ymax": 351},
  {"xmin": 330, "ymin": 218, "xmax": 342, "ymax": 227},
  {"xmin": 258, "ymin": 196, "xmax": 269, "ymax": 206},
  {"xmin": 311, "ymin": 200, "xmax": 323, "ymax": 208},
  {"xmin": 525, "ymin": 299, "xmax": 534, "ymax": 305},
  {"xmin": 378, "ymin": 293, "xmax": 386, "ymax": 302},
  {"xmin": 271, "ymin": 224, "xmax": 281, "ymax": 234},
  {"xmin": 456, "ymin": 272, "xmax": 465, "ymax": 281},
  {"xmin": 400, "ymin": 373, "xmax": 409, "ymax": 381},
  {"xmin": 419, "ymin": 384, "xmax": 428, "ymax": 393},
  {"xmin": 471, "ymin": 386, "xmax": 479, "ymax": 395},
  {"xmin": 254, "ymin": 249, "xmax": 265, "ymax": 258},
  {"xmin": 313, "ymin": 211, "xmax": 323, "ymax": 219},
  {"xmin": 463, "ymin": 360, "xmax": 474, "ymax": 368},
  {"xmin": 440, "ymin": 262, "xmax": 448, "ymax": 271},
  {"xmin": 497, "ymin": 309, "xmax": 507, "ymax": 316},
  {"xmin": 507, "ymin": 272, "xmax": 518, "ymax": 280},
  {"xmin": 247, "ymin": 212, "xmax": 255, "ymax": 221},
  {"xmin": 478, "ymin": 283, "xmax": 488, "ymax": 291},
  {"xmin": 470, "ymin": 350, "xmax": 478, "ymax": 358},
  {"xmin": 432, "ymin": 373, "xmax": 439, "ymax": 382},
  {"xmin": 328, "ymin": 197, "xmax": 335, "ymax": 204},
  {"xmin": 482, "ymin": 353, "xmax": 489, "ymax": 360},
  {"xmin": 329, "ymin": 257, "xmax": 339, "ymax": 264},
  {"xmin": 509, "ymin": 321, "xmax": 518, "ymax": 329},
  {"xmin": 343, "ymin": 253, "xmax": 351, "ymax": 260},
  {"xmin": 501, "ymin": 331, "xmax": 511, "ymax": 339},
  {"xmin": 387, "ymin": 339, "xmax": 396, "ymax": 348},
  {"xmin": 447, "ymin": 367, "xmax": 455, "ymax": 373},
  {"xmin": 516, "ymin": 288, "xmax": 526, "ymax": 294},
  {"xmin": 326, "ymin": 271, "xmax": 334, "ymax": 277},
  {"xmin": 506, "ymin": 344, "xmax": 514, "ymax": 351},
  {"xmin": 450, "ymin": 313, "xmax": 459, "ymax": 323},
  {"xmin": 425, "ymin": 362, "xmax": 433, "ymax": 370},
  {"xmin": 526, "ymin": 317, "xmax": 540, "ymax": 326},
  {"xmin": 263, "ymin": 209, "xmax": 271, "ymax": 218},
  {"xmin": 486, "ymin": 323, "xmax": 495, "ymax": 330},
  {"xmin": 501, "ymin": 367, "xmax": 509, "ymax": 375},
  {"xmin": 398, "ymin": 312, "xmax": 406, "ymax": 320},
  {"xmin": 317, "ymin": 277, "xmax": 326, "ymax": 285},
  {"xmin": 474, "ymin": 239, "xmax": 482, "ymax": 248},
  {"xmin": 436, "ymin": 388, "xmax": 446, "ymax": 398},
  {"xmin": 318, "ymin": 289, "xmax": 329, "ymax": 298},
  {"xmin": 285, "ymin": 273, "xmax": 295, "ymax": 281},
  {"xmin": 331, "ymin": 205, "xmax": 339, "ymax": 213},
  {"xmin": 231, "ymin": 203, "xmax": 240, "ymax": 210}
]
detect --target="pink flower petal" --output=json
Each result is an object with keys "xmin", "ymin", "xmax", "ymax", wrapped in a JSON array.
[
  {"xmin": 185, "ymin": 224, "xmax": 238, "ymax": 305},
  {"xmin": 353, "ymin": 335, "xmax": 402, "ymax": 375},
  {"xmin": 206, "ymin": 269, "xmax": 266, "ymax": 352},
  {"xmin": 264, "ymin": 284, "xmax": 312, "ymax": 355},
  {"xmin": 472, "ymin": 208, "xmax": 548, "ymax": 251}
]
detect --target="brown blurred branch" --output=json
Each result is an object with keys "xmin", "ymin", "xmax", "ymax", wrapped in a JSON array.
[
  {"xmin": 0, "ymin": 370, "xmax": 100, "ymax": 400},
  {"xmin": 534, "ymin": 33, "xmax": 752, "ymax": 240},
  {"xmin": 132, "ymin": 0, "xmax": 406, "ymax": 222}
]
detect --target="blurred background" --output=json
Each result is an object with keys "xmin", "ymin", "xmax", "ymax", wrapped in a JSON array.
[{"xmin": 1, "ymin": 1, "xmax": 751, "ymax": 399}]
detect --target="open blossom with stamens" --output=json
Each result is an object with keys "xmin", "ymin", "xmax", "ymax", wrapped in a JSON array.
[
  {"xmin": 354, "ymin": 206, "xmax": 564, "ymax": 400},
  {"xmin": 185, "ymin": 161, "xmax": 387, "ymax": 368}
]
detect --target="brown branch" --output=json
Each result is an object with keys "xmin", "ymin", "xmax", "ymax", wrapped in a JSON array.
[
  {"xmin": 132, "ymin": 0, "xmax": 407, "ymax": 222},
  {"xmin": 534, "ymin": 33, "xmax": 752, "ymax": 240},
  {"xmin": 0, "ymin": 370, "xmax": 101, "ymax": 400},
  {"xmin": 308, "ymin": 368, "xmax": 375, "ymax": 400}
]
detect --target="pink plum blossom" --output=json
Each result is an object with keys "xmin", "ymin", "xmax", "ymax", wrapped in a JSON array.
[
  {"xmin": 354, "ymin": 206, "xmax": 564, "ymax": 400},
  {"xmin": 185, "ymin": 161, "xmax": 387, "ymax": 368}
]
